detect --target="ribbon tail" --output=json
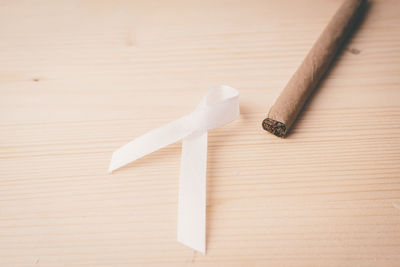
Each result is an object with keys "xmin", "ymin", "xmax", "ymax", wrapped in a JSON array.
[
  {"xmin": 108, "ymin": 115, "xmax": 193, "ymax": 173},
  {"xmin": 177, "ymin": 131, "xmax": 207, "ymax": 254}
]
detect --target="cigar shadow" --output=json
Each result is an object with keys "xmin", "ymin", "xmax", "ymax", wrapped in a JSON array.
[{"xmin": 286, "ymin": 0, "xmax": 372, "ymax": 137}]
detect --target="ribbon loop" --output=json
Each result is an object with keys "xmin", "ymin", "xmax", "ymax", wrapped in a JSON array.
[{"xmin": 109, "ymin": 85, "xmax": 239, "ymax": 253}]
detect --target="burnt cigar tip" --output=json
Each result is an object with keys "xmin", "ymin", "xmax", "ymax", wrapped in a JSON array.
[{"xmin": 262, "ymin": 118, "xmax": 287, "ymax": 137}]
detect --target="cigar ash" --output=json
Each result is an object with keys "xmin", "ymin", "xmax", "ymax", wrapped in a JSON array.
[{"xmin": 262, "ymin": 118, "xmax": 287, "ymax": 137}]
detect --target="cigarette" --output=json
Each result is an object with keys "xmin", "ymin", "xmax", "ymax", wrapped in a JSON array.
[{"xmin": 262, "ymin": 0, "xmax": 366, "ymax": 137}]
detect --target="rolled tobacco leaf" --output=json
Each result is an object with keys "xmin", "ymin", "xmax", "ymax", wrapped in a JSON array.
[{"xmin": 262, "ymin": 0, "xmax": 366, "ymax": 137}]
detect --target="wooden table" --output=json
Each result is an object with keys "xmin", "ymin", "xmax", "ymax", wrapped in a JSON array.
[{"xmin": 1, "ymin": 0, "xmax": 399, "ymax": 266}]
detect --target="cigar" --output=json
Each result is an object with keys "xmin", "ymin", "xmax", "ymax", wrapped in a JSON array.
[{"xmin": 262, "ymin": 0, "xmax": 366, "ymax": 137}]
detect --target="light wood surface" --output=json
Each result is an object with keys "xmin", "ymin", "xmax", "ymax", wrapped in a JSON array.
[{"xmin": 1, "ymin": 0, "xmax": 399, "ymax": 266}]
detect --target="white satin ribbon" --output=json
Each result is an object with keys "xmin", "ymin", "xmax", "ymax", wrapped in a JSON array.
[{"xmin": 108, "ymin": 85, "xmax": 239, "ymax": 253}]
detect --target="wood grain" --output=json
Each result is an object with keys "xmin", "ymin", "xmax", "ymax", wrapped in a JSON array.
[{"xmin": 1, "ymin": 0, "xmax": 399, "ymax": 266}]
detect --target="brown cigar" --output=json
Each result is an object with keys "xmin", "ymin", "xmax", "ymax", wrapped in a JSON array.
[{"xmin": 262, "ymin": 0, "xmax": 366, "ymax": 137}]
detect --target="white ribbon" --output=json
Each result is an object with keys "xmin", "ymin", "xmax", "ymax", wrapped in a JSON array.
[{"xmin": 108, "ymin": 85, "xmax": 239, "ymax": 253}]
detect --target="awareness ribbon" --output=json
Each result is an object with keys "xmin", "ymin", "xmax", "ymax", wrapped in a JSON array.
[{"xmin": 108, "ymin": 85, "xmax": 239, "ymax": 253}]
